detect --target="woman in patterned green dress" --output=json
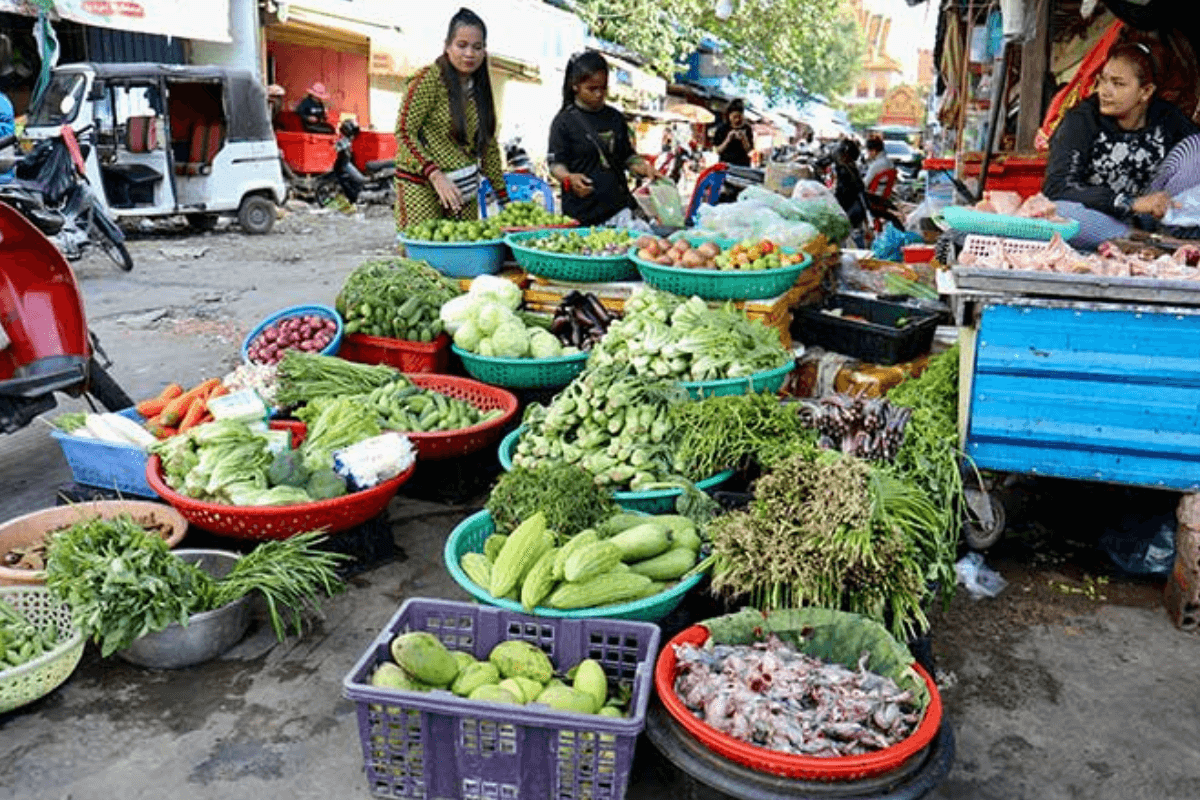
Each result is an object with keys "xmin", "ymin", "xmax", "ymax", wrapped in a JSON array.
[{"xmin": 394, "ymin": 7, "xmax": 509, "ymax": 232}]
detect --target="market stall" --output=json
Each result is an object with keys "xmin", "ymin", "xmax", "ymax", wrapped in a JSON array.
[{"xmin": 1, "ymin": 168, "xmax": 964, "ymax": 799}]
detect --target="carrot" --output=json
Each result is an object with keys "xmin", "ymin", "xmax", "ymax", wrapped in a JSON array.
[
  {"xmin": 159, "ymin": 426, "xmax": 178, "ymax": 438},
  {"xmin": 177, "ymin": 396, "xmax": 209, "ymax": 432},
  {"xmin": 160, "ymin": 378, "xmax": 221, "ymax": 426},
  {"xmin": 136, "ymin": 382, "xmax": 185, "ymax": 417},
  {"xmin": 144, "ymin": 420, "xmax": 171, "ymax": 439}
]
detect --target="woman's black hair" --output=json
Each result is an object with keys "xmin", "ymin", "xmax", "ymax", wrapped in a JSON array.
[
  {"xmin": 562, "ymin": 50, "xmax": 609, "ymax": 109},
  {"xmin": 726, "ymin": 99, "xmax": 745, "ymax": 119},
  {"xmin": 436, "ymin": 7, "xmax": 496, "ymax": 153},
  {"xmin": 1108, "ymin": 40, "xmax": 1159, "ymax": 88},
  {"xmin": 865, "ymin": 135, "xmax": 884, "ymax": 154}
]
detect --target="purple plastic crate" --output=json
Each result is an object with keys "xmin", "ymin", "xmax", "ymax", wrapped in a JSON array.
[{"xmin": 342, "ymin": 598, "xmax": 661, "ymax": 800}]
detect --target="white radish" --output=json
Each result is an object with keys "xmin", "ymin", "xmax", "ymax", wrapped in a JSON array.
[{"xmin": 100, "ymin": 412, "xmax": 158, "ymax": 449}]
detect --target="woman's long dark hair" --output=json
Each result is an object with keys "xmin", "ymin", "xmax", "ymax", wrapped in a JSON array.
[
  {"xmin": 562, "ymin": 50, "xmax": 609, "ymax": 109},
  {"xmin": 437, "ymin": 7, "xmax": 496, "ymax": 154}
]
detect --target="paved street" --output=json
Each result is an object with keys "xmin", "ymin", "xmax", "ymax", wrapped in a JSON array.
[{"xmin": 1, "ymin": 206, "xmax": 1197, "ymax": 800}]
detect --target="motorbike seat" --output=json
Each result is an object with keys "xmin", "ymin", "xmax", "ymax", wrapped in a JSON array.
[{"xmin": 364, "ymin": 158, "xmax": 395, "ymax": 173}]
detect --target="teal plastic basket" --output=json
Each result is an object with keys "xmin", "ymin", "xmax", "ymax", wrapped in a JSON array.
[
  {"xmin": 941, "ymin": 205, "xmax": 1080, "ymax": 242},
  {"xmin": 680, "ymin": 360, "xmax": 795, "ymax": 399},
  {"xmin": 505, "ymin": 228, "xmax": 638, "ymax": 282},
  {"xmin": 630, "ymin": 251, "xmax": 813, "ymax": 301},
  {"xmin": 452, "ymin": 344, "xmax": 589, "ymax": 390},
  {"xmin": 444, "ymin": 509, "xmax": 704, "ymax": 622},
  {"xmin": 497, "ymin": 427, "xmax": 734, "ymax": 514}
]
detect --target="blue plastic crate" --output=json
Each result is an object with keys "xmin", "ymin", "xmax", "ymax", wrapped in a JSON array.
[
  {"xmin": 49, "ymin": 407, "xmax": 155, "ymax": 497},
  {"xmin": 342, "ymin": 597, "xmax": 660, "ymax": 800}
]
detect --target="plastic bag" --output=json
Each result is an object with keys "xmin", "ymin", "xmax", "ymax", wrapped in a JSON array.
[
  {"xmin": 1099, "ymin": 512, "xmax": 1177, "ymax": 576},
  {"xmin": 1162, "ymin": 184, "xmax": 1200, "ymax": 228},
  {"xmin": 955, "ymin": 552, "xmax": 1008, "ymax": 599},
  {"xmin": 761, "ymin": 220, "xmax": 819, "ymax": 249},
  {"xmin": 871, "ymin": 223, "xmax": 925, "ymax": 262}
]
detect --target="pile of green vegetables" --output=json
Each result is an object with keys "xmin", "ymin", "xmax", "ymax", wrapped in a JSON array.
[
  {"xmin": 707, "ymin": 450, "xmax": 936, "ymax": 641},
  {"xmin": 884, "ymin": 344, "xmax": 963, "ymax": 603},
  {"xmin": 588, "ymin": 287, "xmax": 790, "ymax": 382},
  {"xmin": 337, "ymin": 258, "xmax": 460, "ymax": 342},
  {"xmin": 275, "ymin": 351, "xmax": 400, "ymax": 409},
  {"xmin": 512, "ymin": 363, "xmax": 697, "ymax": 492},
  {"xmin": 486, "ymin": 462, "xmax": 619, "ymax": 537},
  {"xmin": 671, "ymin": 392, "xmax": 818, "ymax": 477},
  {"xmin": 358, "ymin": 377, "xmax": 505, "ymax": 433},
  {"xmin": 443, "ymin": 275, "xmax": 576, "ymax": 360},
  {"xmin": 0, "ymin": 597, "xmax": 62, "ymax": 669},
  {"xmin": 44, "ymin": 515, "xmax": 346, "ymax": 656},
  {"xmin": 521, "ymin": 228, "xmax": 632, "ymax": 256},
  {"xmin": 151, "ymin": 418, "xmax": 351, "ymax": 506}
]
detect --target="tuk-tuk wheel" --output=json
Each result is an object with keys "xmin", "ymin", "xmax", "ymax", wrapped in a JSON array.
[
  {"xmin": 186, "ymin": 213, "xmax": 219, "ymax": 232},
  {"xmin": 238, "ymin": 195, "xmax": 276, "ymax": 235}
]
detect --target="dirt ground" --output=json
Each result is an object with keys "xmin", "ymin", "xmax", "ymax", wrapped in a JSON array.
[{"xmin": 1, "ymin": 204, "xmax": 1197, "ymax": 800}]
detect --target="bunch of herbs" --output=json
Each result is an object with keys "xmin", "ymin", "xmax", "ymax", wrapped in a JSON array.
[{"xmin": 45, "ymin": 516, "xmax": 347, "ymax": 656}]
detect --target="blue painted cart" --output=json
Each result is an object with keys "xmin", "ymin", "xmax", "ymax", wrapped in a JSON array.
[{"xmin": 947, "ymin": 258, "xmax": 1200, "ymax": 547}]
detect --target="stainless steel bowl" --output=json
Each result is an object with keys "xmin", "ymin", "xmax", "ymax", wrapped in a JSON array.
[{"xmin": 116, "ymin": 549, "xmax": 252, "ymax": 669}]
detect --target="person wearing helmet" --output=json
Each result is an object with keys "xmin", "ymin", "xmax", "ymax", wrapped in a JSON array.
[{"xmin": 296, "ymin": 83, "xmax": 335, "ymax": 134}]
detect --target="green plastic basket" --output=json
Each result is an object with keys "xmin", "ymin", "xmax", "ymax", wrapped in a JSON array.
[
  {"xmin": 680, "ymin": 360, "xmax": 795, "ymax": 399},
  {"xmin": 444, "ymin": 509, "xmax": 704, "ymax": 622},
  {"xmin": 505, "ymin": 228, "xmax": 638, "ymax": 282},
  {"xmin": 941, "ymin": 205, "xmax": 1080, "ymax": 242},
  {"xmin": 631, "ymin": 250, "xmax": 812, "ymax": 301},
  {"xmin": 0, "ymin": 586, "xmax": 85, "ymax": 713},
  {"xmin": 497, "ymin": 427, "xmax": 734, "ymax": 514},
  {"xmin": 452, "ymin": 344, "xmax": 590, "ymax": 390}
]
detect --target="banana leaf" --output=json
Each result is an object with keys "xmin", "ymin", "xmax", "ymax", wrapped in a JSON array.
[{"xmin": 700, "ymin": 606, "xmax": 931, "ymax": 713}]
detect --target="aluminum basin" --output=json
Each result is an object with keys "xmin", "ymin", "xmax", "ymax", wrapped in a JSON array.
[{"xmin": 116, "ymin": 549, "xmax": 251, "ymax": 669}]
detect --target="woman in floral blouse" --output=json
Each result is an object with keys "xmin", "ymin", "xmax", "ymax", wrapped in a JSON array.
[
  {"xmin": 393, "ymin": 7, "xmax": 508, "ymax": 232},
  {"xmin": 1043, "ymin": 41, "xmax": 1196, "ymax": 249}
]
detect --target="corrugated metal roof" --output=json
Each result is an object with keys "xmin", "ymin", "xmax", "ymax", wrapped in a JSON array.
[{"xmin": 967, "ymin": 302, "xmax": 1200, "ymax": 491}]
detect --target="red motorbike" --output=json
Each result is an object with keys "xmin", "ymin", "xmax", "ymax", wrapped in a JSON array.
[{"xmin": 0, "ymin": 201, "xmax": 132, "ymax": 434}]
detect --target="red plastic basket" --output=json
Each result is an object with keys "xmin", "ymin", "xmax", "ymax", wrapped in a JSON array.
[
  {"xmin": 338, "ymin": 332, "xmax": 451, "ymax": 374},
  {"xmin": 404, "ymin": 374, "xmax": 519, "ymax": 460},
  {"xmin": 654, "ymin": 624, "xmax": 943, "ymax": 782},
  {"xmin": 144, "ymin": 422, "xmax": 415, "ymax": 540},
  {"xmin": 273, "ymin": 375, "xmax": 518, "ymax": 461}
]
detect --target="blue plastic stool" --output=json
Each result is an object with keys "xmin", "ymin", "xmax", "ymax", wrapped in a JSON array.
[
  {"xmin": 479, "ymin": 172, "xmax": 554, "ymax": 217},
  {"xmin": 685, "ymin": 163, "xmax": 728, "ymax": 226}
]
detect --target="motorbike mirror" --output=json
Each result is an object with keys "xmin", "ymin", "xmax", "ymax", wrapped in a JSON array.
[{"xmin": 59, "ymin": 94, "xmax": 77, "ymax": 116}]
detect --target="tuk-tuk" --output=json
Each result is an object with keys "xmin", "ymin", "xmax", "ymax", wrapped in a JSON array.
[{"xmin": 24, "ymin": 63, "xmax": 287, "ymax": 234}]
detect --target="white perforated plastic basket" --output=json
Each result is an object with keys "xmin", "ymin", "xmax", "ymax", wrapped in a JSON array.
[{"xmin": 957, "ymin": 234, "xmax": 1051, "ymax": 266}]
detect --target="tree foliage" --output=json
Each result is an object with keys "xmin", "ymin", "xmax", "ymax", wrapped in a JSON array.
[
  {"xmin": 848, "ymin": 101, "xmax": 882, "ymax": 130},
  {"xmin": 571, "ymin": 0, "xmax": 864, "ymax": 100}
]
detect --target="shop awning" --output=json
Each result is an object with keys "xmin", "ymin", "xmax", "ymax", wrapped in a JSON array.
[
  {"xmin": 0, "ymin": 0, "xmax": 231, "ymax": 42},
  {"xmin": 490, "ymin": 53, "xmax": 540, "ymax": 84}
]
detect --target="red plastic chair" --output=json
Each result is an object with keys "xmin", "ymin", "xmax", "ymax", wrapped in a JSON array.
[
  {"xmin": 868, "ymin": 168, "xmax": 898, "ymax": 200},
  {"xmin": 685, "ymin": 162, "xmax": 728, "ymax": 226}
]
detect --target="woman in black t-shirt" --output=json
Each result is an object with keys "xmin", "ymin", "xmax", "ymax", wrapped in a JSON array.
[
  {"xmin": 547, "ymin": 51, "xmax": 659, "ymax": 226},
  {"xmin": 710, "ymin": 99, "xmax": 753, "ymax": 167}
]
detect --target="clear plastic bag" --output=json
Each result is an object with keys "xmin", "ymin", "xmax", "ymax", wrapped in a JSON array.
[
  {"xmin": 955, "ymin": 552, "xmax": 1008, "ymax": 599},
  {"xmin": 1162, "ymin": 185, "xmax": 1200, "ymax": 228}
]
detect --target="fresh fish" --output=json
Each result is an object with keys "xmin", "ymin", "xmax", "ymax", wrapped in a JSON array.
[{"xmin": 672, "ymin": 635, "xmax": 920, "ymax": 757}]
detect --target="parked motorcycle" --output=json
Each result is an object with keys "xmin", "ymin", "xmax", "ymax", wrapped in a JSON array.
[
  {"xmin": 312, "ymin": 119, "xmax": 395, "ymax": 207},
  {"xmin": 0, "ymin": 201, "xmax": 133, "ymax": 434},
  {"xmin": 0, "ymin": 128, "xmax": 132, "ymax": 272}
]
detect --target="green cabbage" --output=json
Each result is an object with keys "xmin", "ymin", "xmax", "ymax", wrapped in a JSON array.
[
  {"xmin": 475, "ymin": 301, "xmax": 515, "ymax": 336},
  {"xmin": 529, "ymin": 329, "xmax": 562, "ymax": 359},
  {"xmin": 468, "ymin": 274, "xmax": 522, "ymax": 310},
  {"xmin": 453, "ymin": 319, "xmax": 483, "ymax": 352},
  {"xmin": 490, "ymin": 321, "xmax": 530, "ymax": 358}
]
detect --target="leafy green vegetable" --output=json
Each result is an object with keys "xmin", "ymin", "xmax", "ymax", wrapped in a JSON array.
[
  {"xmin": 275, "ymin": 352, "xmax": 400, "ymax": 408},
  {"xmin": 336, "ymin": 256, "xmax": 459, "ymax": 340},
  {"xmin": 672, "ymin": 393, "xmax": 817, "ymax": 477},
  {"xmin": 590, "ymin": 288, "xmax": 790, "ymax": 382},
  {"xmin": 44, "ymin": 513, "xmax": 216, "ymax": 656},
  {"xmin": 267, "ymin": 449, "xmax": 310, "ymax": 488},
  {"xmin": 306, "ymin": 467, "xmax": 347, "ymax": 500},
  {"xmin": 46, "ymin": 519, "xmax": 347, "ymax": 654},
  {"xmin": 224, "ymin": 483, "xmax": 312, "ymax": 507},
  {"xmin": 486, "ymin": 463, "xmax": 619, "ymax": 538},
  {"xmin": 298, "ymin": 396, "xmax": 381, "ymax": 472},
  {"xmin": 886, "ymin": 344, "xmax": 963, "ymax": 606},
  {"xmin": 51, "ymin": 412, "xmax": 88, "ymax": 432}
]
